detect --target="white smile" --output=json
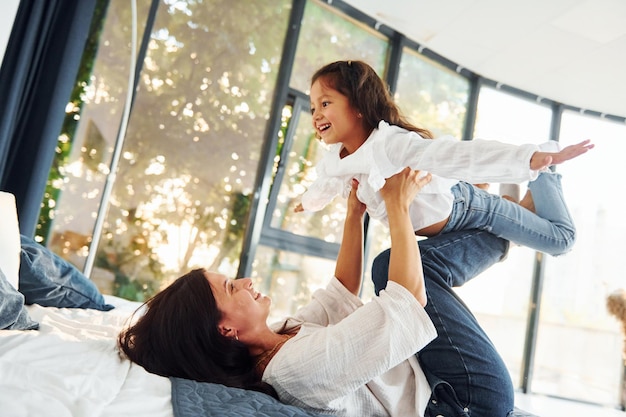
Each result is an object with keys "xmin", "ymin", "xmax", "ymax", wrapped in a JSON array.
[{"xmin": 317, "ymin": 123, "xmax": 330, "ymax": 133}]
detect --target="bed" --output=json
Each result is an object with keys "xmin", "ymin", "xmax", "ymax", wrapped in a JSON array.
[
  {"xmin": 0, "ymin": 189, "xmax": 329, "ymax": 417},
  {"xmin": 0, "ymin": 191, "xmax": 538, "ymax": 416},
  {"xmin": 0, "ymin": 296, "xmax": 172, "ymax": 417}
]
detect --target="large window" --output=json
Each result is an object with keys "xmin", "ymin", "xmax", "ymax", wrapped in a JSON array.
[
  {"xmin": 41, "ymin": 0, "xmax": 291, "ymax": 300},
  {"xmin": 251, "ymin": 0, "xmax": 391, "ymax": 305},
  {"xmin": 532, "ymin": 111, "xmax": 625, "ymax": 405},
  {"xmin": 40, "ymin": 0, "xmax": 153, "ymax": 276},
  {"xmin": 395, "ymin": 47, "xmax": 470, "ymax": 138},
  {"xmin": 457, "ymin": 85, "xmax": 553, "ymax": 388},
  {"xmin": 289, "ymin": 0, "xmax": 388, "ymax": 93}
]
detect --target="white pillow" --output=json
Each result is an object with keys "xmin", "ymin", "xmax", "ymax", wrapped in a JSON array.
[{"xmin": 0, "ymin": 191, "xmax": 20, "ymax": 290}]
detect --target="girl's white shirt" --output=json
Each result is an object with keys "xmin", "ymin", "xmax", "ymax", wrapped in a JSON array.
[
  {"xmin": 301, "ymin": 120, "xmax": 540, "ymax": 231},
  {"xmin": 263, "ymin": 277, "xmax": 437, "ymax": 417}
]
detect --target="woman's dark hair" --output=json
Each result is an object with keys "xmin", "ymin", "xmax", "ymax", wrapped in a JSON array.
[
  {"xmin": 118, "ymin": 268, "xmax": 277, "ymax": 398},
  {"xmin": 311, "ymin": 60, "xmax": 434, "ymax": 139}
]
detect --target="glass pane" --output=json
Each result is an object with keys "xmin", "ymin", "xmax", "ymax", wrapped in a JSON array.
[
  {"xmin": 269, "ymin": 105, "xmax": 347, "ymax": 242},
  {"xmin": 290, "ymin": 0, "xmax": 388, "ymax": 93},
  {"xmin": 43, "ymin": 0, "xmax": 292, "ymax": 301},
  {"xmin": 253, "ymin": 245, "xmax": 337, "ymax": 323},
  {"xmin": 395, "ymin": 47, "xmax": 470, "ymax": 138},
  {"xmin": 533, "ymin": 111, "xmax": 626, "ymax": 406},
  {"xmin": 474, "ymin": 87, "xmax": 553, "ymax": 144},
  {"xmin": 455, "ymin": 86, "xmax": 553, "ymax": 388},
  {"xmin": 41, "ymin": 0, "xmax": 153, "ymax": 264}
]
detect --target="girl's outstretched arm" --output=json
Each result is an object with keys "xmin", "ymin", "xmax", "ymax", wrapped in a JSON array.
[{"xmin": 530, "ymin": 139, "xmax": 594, "ymax": 171}]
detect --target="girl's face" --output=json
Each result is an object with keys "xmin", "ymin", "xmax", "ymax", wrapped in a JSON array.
[
  {"xmin": 310, "ymin": 79, "xmax": 369, "ymax": 154},
  {"xmin": 205, "ymin": 271, "xmax": 271, "ymax": 339}
]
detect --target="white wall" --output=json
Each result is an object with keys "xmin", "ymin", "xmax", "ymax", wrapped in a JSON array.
[{"xmin": 0, "ymin": 0, "xmax": 20, "ymax": 68}]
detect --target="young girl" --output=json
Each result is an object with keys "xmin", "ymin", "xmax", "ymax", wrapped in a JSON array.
[{"xmin": 296, "ymin": 60, "xmax": 594, "ymax": 256}]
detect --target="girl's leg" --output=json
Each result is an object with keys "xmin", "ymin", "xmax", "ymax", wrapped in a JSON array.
[
  {"xmin": 442, "ymin": 172, "xmax": 575, "ymax": 256},
  {"xmin": 372, "ymin": 230, "xmax": 514, "ymax": 417}
]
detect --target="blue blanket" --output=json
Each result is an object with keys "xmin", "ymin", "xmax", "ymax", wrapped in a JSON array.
[{"xmin": 170, "ymin": 377, "xmax": 332, "ymax": 417}]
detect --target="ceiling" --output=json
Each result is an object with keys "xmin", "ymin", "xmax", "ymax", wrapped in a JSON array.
[{"xmin": 344, "ymin": 0, "xmax": 626, "ymax": 119}]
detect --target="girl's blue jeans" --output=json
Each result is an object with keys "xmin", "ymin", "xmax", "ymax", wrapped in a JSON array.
[
  {"xmin": 442, "ymin": 171, "xmax": 575, "ymax": 256},
  {"xmin": 372, "ymin": 229, "xmax": 514, "ymax": 416}
]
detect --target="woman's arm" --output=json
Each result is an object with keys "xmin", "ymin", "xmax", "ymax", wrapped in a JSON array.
[
  {"xmin": 380, "ymin": 168, "xmax": 431, "ymax": 306},
  {"xmin": 334, "ymin": 179, "xmax": 366, "ymax": 295},
  {"xmin": 268, "ymin": 171, "xmax": 437, "ymax": 406}
]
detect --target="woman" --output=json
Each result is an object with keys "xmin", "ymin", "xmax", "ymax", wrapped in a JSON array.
[{"xmin": 119, "ymin": 168, "xmax": 518, "ymax": 416}]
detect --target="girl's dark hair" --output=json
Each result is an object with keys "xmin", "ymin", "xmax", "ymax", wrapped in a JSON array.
[
  {"xmin": 118, "ymin": 268, "xmax": 277, "ymax": 398},
  {"xmin": 311, "ymin": 60, "xmax": 434, "ymax": 139}
]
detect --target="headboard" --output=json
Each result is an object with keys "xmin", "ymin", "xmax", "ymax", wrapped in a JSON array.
[{"xmin": 0, "ymin": 191, "xmax": 20, "ymax": 290}]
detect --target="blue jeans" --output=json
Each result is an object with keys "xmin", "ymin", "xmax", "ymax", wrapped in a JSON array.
[
  {"xmin": 19, "ymin": 235, "xmax": 114, "ymax": 310},
  {"xmin": 442, "ymin": 172, "xmax": 575, "ymax": 256},
  {"xmin": 372, "ymin": 230, "xmax": 514, "ymax": 417}
]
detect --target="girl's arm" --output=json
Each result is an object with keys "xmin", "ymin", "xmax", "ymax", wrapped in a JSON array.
[
  {"xmin": 334, "ymin": 179, "xmax": 366, "ymax": 296},
  {"xmin": 530, "ymin": 139, "xmax": 594, "ymax": 170},
  {"xmin": 380, "ymin": 167, "xmax": 431, "ymax": 306},
  {"xmin": 382, "ymin": 124, "xmax": 592, "ymax": 183}
]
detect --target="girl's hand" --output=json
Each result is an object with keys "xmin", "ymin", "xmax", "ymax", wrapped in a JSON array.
[{"xmin": 530, "ymin": 139, "xmax": 594, "ymax": 170}]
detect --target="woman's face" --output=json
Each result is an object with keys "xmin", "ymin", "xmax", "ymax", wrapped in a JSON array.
[{"xmin": 205, "ymin": 271, "xmax": 271, "ymax": 339}]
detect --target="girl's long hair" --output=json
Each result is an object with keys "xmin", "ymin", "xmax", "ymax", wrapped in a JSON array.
[
  {"xmin": 117, "ymin": 268, "xmax": 277, "ymax": 398},
  {"xmin": 311, "ymin": 60, "xmax": 434, "ymax": 139}
]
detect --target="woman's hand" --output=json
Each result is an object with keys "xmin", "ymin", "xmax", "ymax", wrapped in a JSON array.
[
  {"xmin": 380, "ymin": 168, "xmax": 432, "ymax": 209},
  {"xmin": 346, "ymin": 178, "xmax": 366, "ymax": 219}
]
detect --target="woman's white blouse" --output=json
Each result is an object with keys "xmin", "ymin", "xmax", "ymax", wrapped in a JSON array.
[
  {"xmin": 301, "ymin": 120, "xmax": 540, "ymax": 231},
  {"xmin": 263, "ymin": 277, "xmax": 437, "ymax": 417}
]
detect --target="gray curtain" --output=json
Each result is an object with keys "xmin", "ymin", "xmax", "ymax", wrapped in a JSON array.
[{"xmin": 0, "ymin": 0, "xmax": 97, "ymax": 237}]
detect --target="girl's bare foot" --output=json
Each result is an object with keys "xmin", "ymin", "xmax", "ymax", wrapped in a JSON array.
[
  {"xmin": 499, "ymin": 184, "xmax": 520, "ymax": 204},
  {"xmin": 519, "ymin": 190, "xmax": 536, "ymax": 213}
]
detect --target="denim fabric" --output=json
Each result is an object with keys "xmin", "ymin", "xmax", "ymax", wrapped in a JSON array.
[
  {"xmin": 0, "ymin": 267, "xmax": 39, "ymax": 330},
  {"xmin": 19, "ymin": 235, "xmax": 114, "ymax": 311},
  {"xmin": 372, "ymin": 230, "xmax": 514, "ymax": 417},
  {"xmin": 441, "ymin": 172, "xmax": 575, "ymax": 256}
]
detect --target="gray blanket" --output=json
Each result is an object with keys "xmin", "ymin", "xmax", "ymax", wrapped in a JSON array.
[{"xmin": 170, "ymin": 377, "xmax": 332, "ymax": 417}]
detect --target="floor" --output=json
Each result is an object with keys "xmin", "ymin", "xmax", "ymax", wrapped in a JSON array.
[{"xmin": 515, "ymin": 392, "xmax": 625, "ymax": 417}]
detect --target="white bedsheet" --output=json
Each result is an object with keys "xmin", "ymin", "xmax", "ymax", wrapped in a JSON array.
[{"xmin": 0, "ymin": 296, "xmax": 173, "ymax": 417}]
